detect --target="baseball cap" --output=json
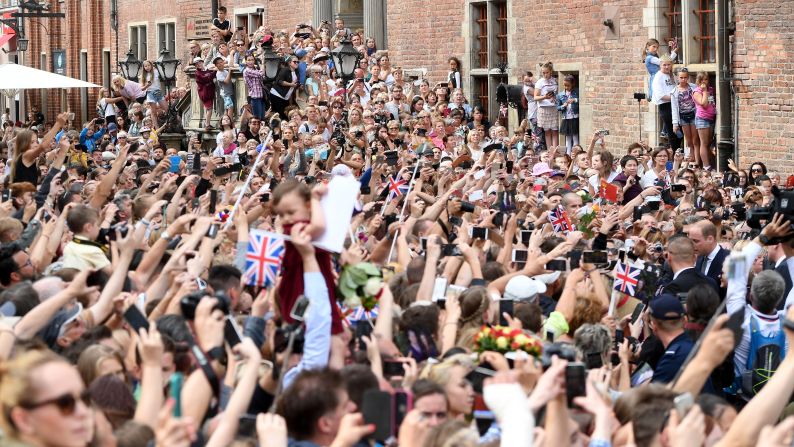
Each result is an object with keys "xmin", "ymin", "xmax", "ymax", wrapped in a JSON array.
[
  {"xmin": 503, "ymin": 275, "xmax": 546, "ymax": 302},
  {"xmin": 102, "ymin": 151, "xmax": 117, "ymax": 161},
  {"xmin": 650, "ymin": 294, "xmax": 685, "ymax": 320},
  {"xmin": 38, "ymin": 303, "xmax": 83, "ymax": 348},
  {"xmin": 107, "ymin": 122, "xmax": 118, "ymax": 132},
  {"xmin": 140, "ymin": 126, "xmax": 151, "ymax": 133},
  {"xmin": 193, "ymin": 57, "xmax": 204, "ymax": 64}
]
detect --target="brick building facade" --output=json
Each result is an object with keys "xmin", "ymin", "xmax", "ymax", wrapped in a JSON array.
[{"xmin": 9, "ymin": 0, "xmax": 794, "ymax": 172}]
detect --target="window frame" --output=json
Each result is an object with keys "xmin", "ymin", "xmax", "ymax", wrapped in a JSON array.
[
  {"xmin": 128, "ymin": 23, "xmax": 148, "ymax": 61},
  {"xmin": 156, "ymin": 21, "xmax": 176, "ymax": 58}
]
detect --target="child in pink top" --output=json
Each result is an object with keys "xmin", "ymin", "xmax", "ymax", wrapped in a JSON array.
[{"xmin": 693, "ymin": 72, "xmax": 717, "ymax": 170}]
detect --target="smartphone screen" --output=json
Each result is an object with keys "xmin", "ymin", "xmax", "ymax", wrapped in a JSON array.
[
  {"xmin": 206, "ymin": 223, "xmax": 219, "ymax": 239},
  {"xmin": 441, "ymin": 244, "xmax": 462, "ymax": 257},
  {"xmin": 582, "ymin": 250, "xmax": 608, "ymax": 265},
  {"xmin": 498, "ymin": 300, "xmax": 513, "ymax": 326},
  {"xmin": 506, "ymin": 160, "xmax": 514, "ymax": 174},
  {"xmin": 383, "ymin": 360, "xmax": 405, "ymax": 378},
  {"xmin": 520, "ymin": 230, "xmax": 532, "ymax": 245},
  {"xmin": 631, "ymin": 303, "xmax": 646, "ymax": 323},
  {"xmin": 565, "ymin": 363, "xmax": 587, "ymax": 407},
  {"xmin": 123, "ymin": 305, "xmax": 149, "ymax": 333},
  {"xmin": 546, "ymin": 258, "xmax": 568, "ymax": 271},
  {"xmin": 431, "ymin": 277, "xmax": 448, "ymax": 302},
  {"xmin": 290, "ymin": 295, "xmax": 310, "ymax": 322},
  {"xmin": 470, "ymin": 227, "xmax": 489, "ymax": 240},
  {"xmin": 362, "ymin": 390, "xmax": 393, "ymax": 441},
  {"xmin": 224, "ymin": 316, "xmax": 243, "ymax": 347},
  {"xmin": 209, "ymin": 190, "xmax": 218, "ymax": 215},
  {"xmin": 394, "ymin": 390, "xmax": 413, "ymax": 430},
  {"xmin": 512, "ymin": 249, "xmax": 528, "ymax": 263}
]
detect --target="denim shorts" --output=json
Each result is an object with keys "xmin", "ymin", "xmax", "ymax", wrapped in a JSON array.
[
  {"xmin": 695, "ymin": 116, "xmax": 715, "ymax": 129},
  {"xmin": 221, "ymin": 95, "xmax": 234, "ymax": 110},
  {"xmin": 145, "ymin": 89, "xmax": 164, "ymax": 104},
  {"xmin": 678, "ymin": 113, "xmax": 696, "ymax": 126}
]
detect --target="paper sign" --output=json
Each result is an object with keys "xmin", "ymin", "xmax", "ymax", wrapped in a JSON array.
[
  {"xmin": 474, "ymin": 170, "xmax": 486, "ymax": 180},
  {"xmin": 314, "ymin": 175, "xmax": 360, "ymax": 253},
  {"xmin": 469, "ymin": 190, "xmax": 484, "ymax": 201}
]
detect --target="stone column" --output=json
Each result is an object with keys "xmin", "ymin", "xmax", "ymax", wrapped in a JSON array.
[
  {"xmin": 313, "ymin": 0, "xmax": 333, "ymax": 29},
  {"xmin": 363, "ymin": 0, "xmax": 385, "ymax": 48}
]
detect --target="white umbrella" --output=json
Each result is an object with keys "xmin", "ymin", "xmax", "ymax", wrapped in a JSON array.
[{"xmin": 0, "ymin": 62, "xmax": 99, "ymax": 98}]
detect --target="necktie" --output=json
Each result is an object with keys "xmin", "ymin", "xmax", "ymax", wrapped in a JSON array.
[{"xmin": 702, "ymin": 256, "xmax": 710, "ymax": 274}]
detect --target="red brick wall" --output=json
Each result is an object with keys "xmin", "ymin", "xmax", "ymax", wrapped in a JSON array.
[
  {"xmin": 264, "ymin": 1, "xmax": 313, "ymax": 34},
  {"xmin": 732, "ymin": 1, "xmax": 794, "ymax": 173},
  {"xmin": 385, "ymin": 0, "xmax": 465, "ymax": 83}
]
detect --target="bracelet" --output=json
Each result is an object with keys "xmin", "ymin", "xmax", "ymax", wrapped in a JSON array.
[{"xmin": 139, "ymin": 218, "xmax": 151, "ymax": 227}]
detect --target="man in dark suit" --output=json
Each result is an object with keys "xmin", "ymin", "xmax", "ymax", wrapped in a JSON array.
[
  {"xmin": 663, "ymin": 235, "xmax": 718, "ymax": 296},
  {"xmin": 688, "ymin": 220, "xmax": 729, "ymax": 295}
]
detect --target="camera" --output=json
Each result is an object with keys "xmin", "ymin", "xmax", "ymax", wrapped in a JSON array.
[
  {"xmin": 460, "ymin": 201, "xmax": 475, "ymax": 213},
  {"xmin": 180, "ymin": 291, "xmax": 231, "ymax": 320},
  {"xmin": 747, "ymin": 187, "xmax": 794, "ymax": 243},
  {"xmin": 541, "ymin": 342, "xmax": 578, "ymax": 370},
  {"xmin": 633, "ymin": 92, "xmax": 647, "ymax": 100}
]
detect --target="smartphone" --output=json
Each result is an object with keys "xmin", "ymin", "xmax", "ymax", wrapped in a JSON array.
[
  {"xmin": 565, "ymin": 363, "xmax": 587, "ymax": 407},
  {"xmin": 630, "ymin": 303, "xmax": 646, "ymax": 324},
  {"xmin": 169, "ymin": 155, "xmax": 181, "ymax": 173},
  {"xmin": 470, "ymin": 227, "xmax": 489, "ymax": 240},
  {"xmin": 417, "ymin": 128, "xmax": 427, "ymax": 137},
  {"xmin": 633, "ymin": 206, "xmax": 644, "ymax": 221},
  {"xmin": 665, "ymin": 161, "xmax": 674, "ymax": 171},
  {"xmin": 123, "ymin": 305, "xmax": 149, "ymax": 333},
  {"xmin": 0, "ymin": 189, "xmax": 11, "ymax": 202},
  {"xmin": 206, "ymin": 223, "xmax": 219, "ymax": 239},
  {"xmin": 520, "ymin": 230, "xmax": 533, "ymax": 245},
  {"xmin": 420, "ymin": 237, "xmax": 428, "ymax": 251},
  {"xmin": 615, "ymin": 328, "xmax": 624, "ymax": 344},
  {"xmin": 354, "ymin": 321, "xmax": 373, "ymax": 352},
  {"xmin": 362, "ymin": 390, "xmax": 393, "ymax": 441},
  {"xmin": 585, "ymin": 352, "xmax": 604, "ymax": 369},
  {"xmin": 568, "ymin": 250, "xmax": 582, "ymax": 270},
  {"xmin": 512, "ymin": 249, "xmax": 528, "ymax": 263},
  {"xmin": 431, "ymin": 277, "xmax": 448, "ymax": 303},
  {"xmin": 726, "ymin": 307, "xmax": 745, "ymax": 346},
  {"xmin": 582, "ymin": 250, "xmax": 608, "ymax": 265},
  {"xmin": 441, "ymin": 244, "xmax": 462, "ymax": 257},
  {"xmin": 290, "ymin": 295, "xmax": 310, "ymax": 322},
  {"xmin": 506, "ymin": 160, "xmax": 514, "ymax": 174},
  {"xmin": 598, "ymin": 129, "xmax": 610, "ymax": 136},
  {"xmin": 546, "ymin": 258, "xmax": 568, "ymax": 271},
  {"xmin": 394, "ymin": 390, "xmax": 413, "ymax": 430},
  {"xmin": 67, "ymin": 112, "xmax": 75, "ymax": 121},
  {"xmin": 671, "ymin": 184, "xmax": 686, "ymax": 193},
  {"xmin": 169, "ymin": 373, "xmax": 183, "ymax": 417},
  {"xmin": 546, "ymin": 330, "xmax": 555, "ymax": 343},
  {"xmin": 383, "ymin": 360, "xmax": 405, "ymax": 378},
  {"xmin": 192, "ymin": 153, "xmax": 202, "ymax": 173},
  {"xmin": 674, "ymin": 392, "xmax": 694, "ymax": 418},
  {"xmin": 213, "ymin": 166, "xmax": 231, "ymax": 176},
  {"xmin": 499, "ymin": 300, "xmax": 513, "ymax": 326},
  {"xmin": 260, "ymin": 193, "xmax": 271, "ymax": 203},
  {"xmin": 223, "ymin": 316, "xmax": 243, "ymax": 347},
  {"xmin": 209, "ymin": 190, "xmax": 218, "ymax": 215},
  {"xmin": 646, "ymin": 200, "xmax": 661, "ymax": 211}
]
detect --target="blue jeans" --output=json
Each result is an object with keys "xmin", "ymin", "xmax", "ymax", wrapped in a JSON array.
[{"xmin": 250, "ymin": 97, "xmax": 265, "ymax": 120}]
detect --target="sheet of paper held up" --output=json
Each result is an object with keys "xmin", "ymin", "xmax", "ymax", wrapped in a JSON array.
[{"xmin": 314, "ymin": 175, "xmax": 360, "ymax": 253}]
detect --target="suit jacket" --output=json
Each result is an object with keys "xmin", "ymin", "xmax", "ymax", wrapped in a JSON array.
[
  {"xmin": 663, "ymin": 267, "xmax": 719, "ymax": 297},
  {"xmin": 775, "ymin": 259, "xmax": 792, "ymax": 310},
  {"xmin": 696, "ymin": 247, "xmax": 730, "ymax": 290},
  {"xmin": 271, "ymin": 67, "xmax": 296, "ymax": 99}
]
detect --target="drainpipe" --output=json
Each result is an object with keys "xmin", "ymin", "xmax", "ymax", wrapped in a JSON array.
[
  {"xmin": 716, "ymin": 0, "xmax": 735, "ymax": 171},
  {"xmin": 211, "ymin": 0, "xmax": 218, "ymax": 24}
]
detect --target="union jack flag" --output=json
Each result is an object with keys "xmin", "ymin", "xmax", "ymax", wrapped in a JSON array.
[
  {"xmin": 613, "ymin": 262, "xmax": 642, "ymax": 297},
  {"xmin": 549, "ymin": 205, "xmax": 572, "ymax": 234},
  {"xmin": 339, "ymin": 303, "xmax": 380, "ymax": 326},
  {"xmin": 244, "ymin": 230, "xmax": 285, "ymax": 288},
  {"xmin": 384, "ymin": 176, "xmax": 409, "ymax": 200}
]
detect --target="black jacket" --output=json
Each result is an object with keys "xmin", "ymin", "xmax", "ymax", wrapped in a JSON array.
[
  {"xmin": 775, "ymin": 259, "xmax": 791, "ymax": 310},
  {"xmin": 695, "ymin": 247, "xmax": 730, "ymax": 289},
  {"xmin": 271, "ymin": 67, "xmax": 296, "ymax": 99},
  {"xmin": 662, "ymin": 267, "xmax": 719, "ymax": 296}
]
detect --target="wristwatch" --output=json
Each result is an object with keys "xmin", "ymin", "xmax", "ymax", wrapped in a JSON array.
[{"xmin": 759, "ymin": 234, "xmax": 772, "ymax": 246}]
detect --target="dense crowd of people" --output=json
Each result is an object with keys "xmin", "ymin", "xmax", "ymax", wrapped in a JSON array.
[{"xmin": 2, "ymin": 14, "xmax": 794, "ymax": 447}]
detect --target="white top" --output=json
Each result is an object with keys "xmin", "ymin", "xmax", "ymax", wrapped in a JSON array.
[
  {"xmin": 651, "ymin": 71, "xmax": 675, "ymax": 105},
  {"xmin": 534, "ymin": 77, "xmax": 558, "ymax": 108},
  {"xmin": 523, "ymin": 85, "xmax": 538, "ymax": 120},
  {"xmin": 702, "ymin": 245, "xmax": 722, "ymax": 274},
  {"xmin": 99, "ymin": 98, "xmax": 116, "ymax": 118}
]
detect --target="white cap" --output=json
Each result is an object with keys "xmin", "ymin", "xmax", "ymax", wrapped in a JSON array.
[
  {"xmin": 503, "ymin": 275, "xmax": 546, "ymax": 302},
  {"xmin": 101, "ymin": 151, "xmax": 117, "ymax": 161}
]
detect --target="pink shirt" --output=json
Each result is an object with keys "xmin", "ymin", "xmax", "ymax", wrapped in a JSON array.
[
  {"xmin": 694, "ymin": 86, "xmax": 716, "ymax": 121},
  {"xmin": 121, "ymin": 80, "xmax": 145, "ymax": 100}
]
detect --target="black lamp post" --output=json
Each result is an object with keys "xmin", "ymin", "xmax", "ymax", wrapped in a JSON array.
[
  {"xmin": 118, "ymin": 49, "xmax": 142, "ymax": 82},
  {"xmin": 16, "ymin": 37, "xmax": 28, "ymax": 52},
  {"xmin": 154, "ymin": 49, "xmax": 182, "ymax": 133},
  {"xmin": 331, "ymin": 39, "xmax": 361, "ymax": 103}
]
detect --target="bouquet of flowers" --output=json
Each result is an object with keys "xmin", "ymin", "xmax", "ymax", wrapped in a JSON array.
[
  {"xmin": 474, "ymin": 325, "xmax": 543, "ymax": 358},
  {"xmin": 336, "ymin": 262, "xmax": 383, "ymax": 311}
]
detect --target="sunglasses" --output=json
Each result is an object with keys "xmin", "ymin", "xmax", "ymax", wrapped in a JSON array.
[
  {"xmin": 20, "ymin": 390, "xmax": 91, "ymax": 416},
  {"xmin": 751, "ymin": 168, "xmax": 763, "ymax": 173}
]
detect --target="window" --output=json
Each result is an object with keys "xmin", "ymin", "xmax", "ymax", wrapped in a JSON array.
[
  {"xmin": 473, "ymin": 76, "xmax": 489, "ymax": 117},
  {"xmin": 157, "ymin": 22, "xmax": 176, "ymax": 58},
  {"xmin": 129, "ymin": 25, "xmax": 147, "ymax": 60},
  {"xmin": 234, "ymin": 9, "xmax": 264, "ymax": 35},
  {"xmin": 696, "ymin": 0, "xmax": 716, "ymax": 63},
  {"xmin": 468, "ymin": 0, "xmax": 510, "ymax": 125},
  {"xmin": 666, "ymin": 0, "xmax": 683, "ymax": 46},
  {"xmin": 495, "ymin": 2, "xmax": 507, "ymax": 66},
  {"xmin": 472, "ymin": 4, "xmax": 488, "ymax": 69}
]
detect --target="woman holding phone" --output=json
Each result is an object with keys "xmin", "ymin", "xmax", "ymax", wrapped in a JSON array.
[{"xmin": 533, "ymin": 61, "xmax": 559, "ymax": 150}]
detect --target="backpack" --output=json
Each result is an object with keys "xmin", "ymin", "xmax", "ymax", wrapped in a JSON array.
[{"xmin": 741, "ymin": 315, "xmax": 786, "ymax": 397}]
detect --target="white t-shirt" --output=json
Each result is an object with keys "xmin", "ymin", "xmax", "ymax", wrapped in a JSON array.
[
  {"xmin": 652, "ymin": 72, "xmax": 675, "ymax": 105},
  {"xmin": 534, "ymin": 77, "xmax": 558, "ymax": 108},
  {"xmin": 99, "ymin": 98, "xmax": 116, "ymax": 118},
  {"xmin": 523, "ymin": 85, "xmax": 538, "ymax": 120}
]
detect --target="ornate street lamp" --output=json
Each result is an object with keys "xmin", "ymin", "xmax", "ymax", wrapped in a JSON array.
[
  {"xmin": 153, "ymin": 48, "xmax": 182, "ymax": 133},
  {"xmin": 118, "ymin": 49, "xmax": 142, "ymax": 82},
  {"xmin": 16, "ymin": 37, "xmax": 28, "ymax": 52},
  {"xmin": 261, "ymin": 42, "xmax": 281, "ymax": 82},
  {"xmin": 331, "ymin": 38, "xmax": 361, "ymax": 102},
  {"xmin": 154, "ymin": 48, "xmax": 181, "ymax": 83}
]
